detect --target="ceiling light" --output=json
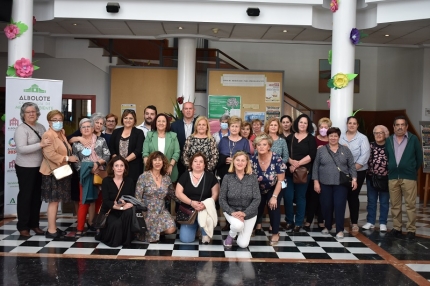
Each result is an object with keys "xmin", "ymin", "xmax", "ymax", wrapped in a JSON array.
[
  {"xmin": 283, "ymin": 29, "xmax": 287, "ymax": 33},
  {"xmin": 212, "ymin": 28, "xmax": 219, "ymax": 34},
  {"xmin": 178, "ymin": 26, "xmax": 183, "ymax": 30},
  {"xmin": 73, "ymin": 23, "xmax": 78, "ymax": 26},
  {"xmin": 385, "ymin": 34, "xmax": 390, "ymax": 37}
]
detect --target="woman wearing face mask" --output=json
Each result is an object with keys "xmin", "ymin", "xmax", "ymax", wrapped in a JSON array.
[
  {"xmin": 304, "ymin": 117, "xmax": 332, "ymax": 230},
  {"xmin": 212, "ymin": 115, "xmax": 230, "ymax": 146},
  {"xmin": 280, "ymin": 115, "xmax": 293, "ymax": 138}
]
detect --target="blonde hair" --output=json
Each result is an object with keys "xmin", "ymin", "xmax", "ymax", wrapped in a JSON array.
[
  {"xmin": 228, "ymin": 151, "xmax": 252, "ymax": 175},
  {"xmin": 228, "ymin": 116, "xmax": 242, "ymax": 127},
  {"xmin": 318, "ymin": 117, "xmax": 332, "ymax": 128},
  {"xmin": 253, "ymin": 133, "xmax": 273, "ymax": 148},
  {"xmin": 264, "ymin": 118, "xmax": 282, "ymax": 135},
  {"xmin": 373, "ymin": 125, "xmax": 390, "ymax": 138},
  {"xmin": 192, "ymin": 116, "xmax": 212, "ymax": 138}
]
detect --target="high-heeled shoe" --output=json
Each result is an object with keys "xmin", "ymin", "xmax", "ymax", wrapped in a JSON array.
[
  {"xmin": 86, "ymin": 222, "xmax": 96, "ymax": 232},
  {"xmin": 269, "ymin": 233, "xmax": 280, "ymax": 246}
]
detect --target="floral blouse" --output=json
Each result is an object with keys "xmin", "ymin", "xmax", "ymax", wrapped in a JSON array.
[
  {"xmin": 182, "ymin": 136, "xmax": 219, "ymax": 171},
  {"xmin": 251, "ymin": 152, "xmax": 285, "ymax": 194},
  {"xmin": 72, "ymin": 136, "xmax": 111, "ymax": 171}
]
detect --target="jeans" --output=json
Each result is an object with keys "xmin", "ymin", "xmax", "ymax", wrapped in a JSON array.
[
  {"xmin": 366, "ymin": 177, "xmax": 390, "ymax": 225},
  {"xmin": 256, "ymin": 189, "xmax": 282, "ymax": 234},
  {"xmin": 319, "ymin": 184, "xmax": 348, "ymax": 233},
  {"xmin": 256, "ymin": 187, "xmax": 286, "ymax": 225},
  {"xmin": 284, "ymin": 174, "xmax": 310, "ymax": 226},
  {"xmin": 179, "ymin": 217, "xmax": 207, "ymax": 243}
]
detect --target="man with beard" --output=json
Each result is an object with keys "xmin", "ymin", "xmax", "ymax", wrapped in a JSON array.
[{"xmin": 137, "ymin": 105, "xmax": 157, "ymax": 137}]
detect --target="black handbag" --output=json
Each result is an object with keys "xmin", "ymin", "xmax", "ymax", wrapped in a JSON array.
[
  {"xmin": 131, "ymin": 206, "xmax": 147, "ymax": 235},
  {"xmin": 371, "ymin": 174, "xmax": 389, "ymax": 191},
  {"xmin": 93, "ymin": 180, "xmax": 124, "ymax": 229},
  {"xmin": 325, "ymin": 145, "xmax": 353, "ymax": 187},
  {"xmin": 176, "ymin": 174, "xmax": 206, "ymax": 225}
]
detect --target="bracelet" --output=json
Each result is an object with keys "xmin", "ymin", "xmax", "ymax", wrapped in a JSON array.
[
  {"xmin": 65, "ymin": 156, "xmax": 69, "ymax": 162},
  {"xmin": 272, "ymin": 194, "xmax": 277, "ymax": 198},
  {"xmin": 190, "ymin": 200, "xmax": 193, "ymax": 206}
]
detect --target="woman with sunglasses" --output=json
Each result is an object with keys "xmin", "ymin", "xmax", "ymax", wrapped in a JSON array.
[{"xmin": 109, "ymin": 109, "xmax": 145, "ymax": 187}]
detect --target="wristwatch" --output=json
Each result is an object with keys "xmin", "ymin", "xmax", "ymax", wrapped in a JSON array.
[{"xmin": 120, "ymin": 206, "xmax": 124, "ymax": 210}]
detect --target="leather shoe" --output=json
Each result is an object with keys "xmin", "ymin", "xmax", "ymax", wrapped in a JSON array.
[
  {"xmin": 406, "ymin": 232, "xmax": 415, "ymax": 240},
  {"xmin": 45, "ymin": 231, "xmax": 60, "ymax": 239},
  {"xmin": 19, "ymin": 230, "xmax": 30, "ymax": 237},
  {"xmin": 390, "ymin": 228, "xmax": 403, "ymax": 238},
  {"xmin": 56, "ymin": 228, "xmax": 67, "ymax": 236},
  {"xmin": 31, "ymin": 227, "xmax": 45, "ymax": 235},
  {"xmin": 293, "ymin": 226, "xmax": 301, "ymax": 233},
  {"xmin": 285, "ymin": 224, "xmax": 295, "ymax": 232}
]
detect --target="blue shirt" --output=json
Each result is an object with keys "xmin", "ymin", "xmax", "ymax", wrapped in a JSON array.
[
  {"xmin": 218, "ymin": 136, "xmax": 250, "ymax": 157},
  {"xmin": 339, "ymin": 131, "xmax": 370, "ymax": 171}
]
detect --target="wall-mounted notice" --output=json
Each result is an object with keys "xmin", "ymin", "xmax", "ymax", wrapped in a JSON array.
[
  {"xmin": 420, "ymin": 121, "xmax": 430, "ymax": 173},
  {"xmin": 266, "ymin": 106, "xmax": 281, "ymax": 120},
  {"xmin": 221, "ymin": 74, "xmax": 266, "ymax": 87},
  {"xmin": 208, "ymin": 95, "xmax": 241, "ymax": 119},
  {"xmin": 265, "ymin": 82, "xmax": 281, "ymax": 102},
  {"xmin": 244, "ymin": 111, "xmax": 266, "ymax": 126},
  {"xmin": 120, "ymin": 104, "xmax": 136, "ymax": 116}
]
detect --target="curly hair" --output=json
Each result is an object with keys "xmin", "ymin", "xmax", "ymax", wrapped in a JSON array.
[{"xmin": 145, "ymin": 151, "xmax": 169, "ymax": 175}]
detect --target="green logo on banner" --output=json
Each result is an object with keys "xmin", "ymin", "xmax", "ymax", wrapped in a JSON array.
[
  {"xmin": 10, "ymin": 198, "xmax": 16, "ymax": 204},
  {"xmin": 24, "ymin": 84, "xmax": 46, "ymax": 93}
]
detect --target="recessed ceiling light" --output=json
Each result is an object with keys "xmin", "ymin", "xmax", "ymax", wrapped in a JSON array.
[
  {"xmin": 385, "ymin": 34, "xmax": 390, "ymax": 37},
  {"xmin": 212, "ymin": 28, "xmax": 219, "ymax": 34},
  {"xmin": 283, "ymin": 29, "xmax": 287, "ymax": 33},
  {"xmin": 73, "ymin": 23, "xmax": 78, "ymax": 26},
  {"xmin": 178, "ymin": 26, "xmax": 183, "ymax": 30}
]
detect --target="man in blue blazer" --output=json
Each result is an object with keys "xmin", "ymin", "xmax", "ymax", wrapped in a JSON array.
[{"xmin": 170, "ymin": 102, "xmax": 196, "ymax": 179}]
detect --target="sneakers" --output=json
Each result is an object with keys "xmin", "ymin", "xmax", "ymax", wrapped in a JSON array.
[
  {"xmin": 362, "ymin": 223, "xmax": 375, "ymax": 230},
  {"xmin": 202, "ymin": 235, "xmax": 210, "ymax": 244},
  {"xmin": 223, "ymin": 235, "xmax": 234, "ymax": 248},
  {"xmin": 380, "ymin": 224, "xmax": 387, "ymax": 232},
  {"xmin": 321, "ymin": 228, "xmax": 330, "ymax": 235},
  {"xmin": 336, "ymin": 231, "xmax": 344, "ymax": 239}
]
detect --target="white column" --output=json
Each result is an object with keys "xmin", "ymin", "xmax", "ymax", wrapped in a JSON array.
[
  {"xmin": 8, "ymin": 0, "xmax": 33, "ymax": 66},
  {"xmin": 330, "ymin": 0, "xmax": 357, "ymax": 134},
  {"xmin": 177, "ymin": 38, "xmax": 196, "ymax": 103}
]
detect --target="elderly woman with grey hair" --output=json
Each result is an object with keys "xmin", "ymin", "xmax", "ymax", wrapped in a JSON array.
[
  {"xmin": 13, "ymin": 102, "xmax": 50, "ymax": 236},
  {"xmin": 72, "ymin": 118, "xmax": 110, "ymax": 237},
  {"xmin": 362, "ymin": 125, "xmax": 390, "ymax": 232},
  {"xmin": 212, "ymin": 114, "xmax": 230, "ymax": 146}
]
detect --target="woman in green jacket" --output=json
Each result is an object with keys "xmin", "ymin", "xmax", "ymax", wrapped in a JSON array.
[{"xmin": 142, "ymin": 113, "xmax": 181, "ymax": 182}]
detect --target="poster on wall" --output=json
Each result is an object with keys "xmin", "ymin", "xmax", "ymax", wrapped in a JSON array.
[
  {"xmin": 419, "ymin": 121, "xmax": 430, "ymax": 173},
  {"xmin": 208, "ymin": 95, "xmax": 241, "ymax": 119},
  {"xmin": 244, "ymin": 112, "xmax": 266, "ymax": 126},
  {"xmin": 5, "ymin": 77, "xmax": 63, "ymax": 216},
  {"xmin": 120, "ymin": 104, "xmax": 136, "ymax": 116},
  {"xmin": 265, "ymin": 82, "xmax": 281, "ymax": 102},
  {"xmin": 266, "ymin": 106, "xmax": 281, "ymax": 120}
]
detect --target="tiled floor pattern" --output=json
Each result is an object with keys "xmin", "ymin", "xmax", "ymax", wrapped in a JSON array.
[{"xmin": 406, "ymin": 264, "xmax": 430, "ymax": 283}]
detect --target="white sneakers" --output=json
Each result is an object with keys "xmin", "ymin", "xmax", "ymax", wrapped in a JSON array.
[
  {"xmin": 321, "ymin": 228, "xmax": 330, "ymax": 235},
  {"xmin": 336, "ymin": 232, "xmax": 344, "ymax": 239},
  {"xmin": 380, "ymin": 224, "xmax": 387, "ymax": 232},
  {"xmin": 362, "ymin": 223, "xmax": 375, "ymax": 230}
]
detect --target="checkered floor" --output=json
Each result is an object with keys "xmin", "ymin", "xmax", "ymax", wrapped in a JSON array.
[
  {"xmin": 406, "ymin": 264, "xmax": 430, "ymax": 283},
  {"xmin": 0, "ymin": 218, "xmax": 382, "ymax": 260}
]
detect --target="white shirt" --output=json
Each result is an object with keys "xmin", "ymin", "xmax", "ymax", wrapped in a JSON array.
[
  {"xmin": 136, "ymin": 122, "xmax": 151, "ymax": 137},
  {"xmin": 184, "ymin": 120, "xmax": 193, "ymax": 139},
  {"xmin": 158, "ymin": 137, "xmax": 166, "ymax": 154}
]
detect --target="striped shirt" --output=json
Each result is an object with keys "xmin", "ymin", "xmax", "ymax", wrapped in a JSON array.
[{"xmin": 339, "ymin": 131, "xmax": 370, "ymax": 171}]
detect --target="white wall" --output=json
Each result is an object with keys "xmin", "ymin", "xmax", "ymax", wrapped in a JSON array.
[{"xmin": 422, "ymin": 48, "xmax": 430, "ymax": 121}]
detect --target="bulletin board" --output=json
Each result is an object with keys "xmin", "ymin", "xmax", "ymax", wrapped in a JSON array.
[
  {"xmin": 420, "ymin": 121, "xmax": 430, "ymax": 173},
  {"xmin": 110, "ymin": 67, "xmax": 177, "ymax": 124},
  {"xmin": 207, "ymin": 69, "xmax": 284, "ymax": 125}
]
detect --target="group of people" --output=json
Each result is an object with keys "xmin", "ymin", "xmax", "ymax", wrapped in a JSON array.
[{"xmin": 13, "ymin": 99, "xmax": 423, "ymax": 251}]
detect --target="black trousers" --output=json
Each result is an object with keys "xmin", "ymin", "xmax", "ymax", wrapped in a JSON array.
[
  {"xmin": 305, "ymin": 181, "xmax": 323, "ymax": 224},
  {"xmin": 347, "ymin": 170, "xmax": 366, "ymax": 224},
  {"xmin": 15, "ymin": 165, "xmax": 42, "ymax": 231}
]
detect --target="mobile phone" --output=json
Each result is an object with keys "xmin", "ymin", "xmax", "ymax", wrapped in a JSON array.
[{"xmin": 117, "ymin": 200, "xmax": 122, "ymax": 205}]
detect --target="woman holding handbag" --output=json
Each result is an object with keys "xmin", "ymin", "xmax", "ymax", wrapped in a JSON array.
[
  {"xmin": 96, "ymin": 156, "xmax": 135, "ymax": 247},
  {"xmin": 175, "ymin": 152, "xmax": 219, "ymax": 244},
  {"xmin": 40, "ymin": 110, "xmax": 78, "ymax": 238},
  {"xmin": 284, "ymin": 114, "xmax": 317, "ymax": 232},
  {"xmin": 312, "ymin": 127, "xmax": 357, "ymax": 239},
  {"xmin": 72, "ymin": 118, "xmax": 110, "ymax": 238}
]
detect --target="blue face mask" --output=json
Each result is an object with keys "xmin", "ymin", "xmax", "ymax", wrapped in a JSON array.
[
  {"xmin": 220, "ymin": 122, "xmax": 228, "ymax": 130},
  {"xmin": 52, "ymin": 121, "xmax": 63, "ymax": 131}
]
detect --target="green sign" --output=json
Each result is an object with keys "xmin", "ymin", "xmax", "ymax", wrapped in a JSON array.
[
  {"xmin": 24, "ymin": 84, "xmax": 46, "ymax": 93},
  {"xmin": 208, "ymin": 95, "xmax": 241, "ymax": 119}
]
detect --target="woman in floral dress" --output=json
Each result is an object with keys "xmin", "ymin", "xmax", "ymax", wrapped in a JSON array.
[{"xmin": 135, "ymin": 151, "xmax": 178, "ymax": 242}]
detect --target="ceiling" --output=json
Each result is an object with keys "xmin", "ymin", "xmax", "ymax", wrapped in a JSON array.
[{"xmin": 14, "ymin": 17, "xmax": 428, "ymax": 47}]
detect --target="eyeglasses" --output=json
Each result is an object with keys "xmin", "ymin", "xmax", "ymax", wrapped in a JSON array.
[
  {"xmin": 106, "ymin": 120, "xmax": 116, "ymax": 123},
  {"xmin": 373, "ymin": 132, "xmax": 385, "ymax": 136}
]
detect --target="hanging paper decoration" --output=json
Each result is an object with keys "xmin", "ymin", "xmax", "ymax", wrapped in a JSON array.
[
  {"xmin": 3, "ymin": 19, "xmax": 28, "ymax": 40},
  {"xmin": 6, "ymin": 58, "xmax": 39, "ymax": 78},
  {"xmin": 350, "ymin": 28, "xmax": 368, "ymax": 45},
  {"xmin": 327, "ymin": 73, "xmax": 357, "ymax": 90},
  {"xmin": 328, "ymin": 50, "xmax": 332, "ymax": 65},
  {"xmin": 330, "ymin": 0, "xmax": 339, "ymax": 12},
  {"xmin": 327, "ymin": 99, "xmax": 331, "ymax": 108}
]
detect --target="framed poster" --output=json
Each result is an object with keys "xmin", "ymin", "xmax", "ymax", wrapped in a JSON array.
[
  {"xmin": 420, "ymin": 121, "xmax": 430, "ymax": 173},
  {"xmin": 208, "ymin": 95, "xmax": 241, "ymax": 119}
]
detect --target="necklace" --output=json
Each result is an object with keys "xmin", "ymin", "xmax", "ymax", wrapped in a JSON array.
[
  {"xmin": 228, "ymin": 139, "xmax": 237, "ymax": 157},
  {"xmin": 151, "ymin": 171, "xmax": 161, "ymax": 181},
  {"xmin": 258, "ymin": 154, "xmax": 271, "ymax": 165},
  {"xmin": 192, "ymin": 172, "xmax": 203, "ymax": 180}
]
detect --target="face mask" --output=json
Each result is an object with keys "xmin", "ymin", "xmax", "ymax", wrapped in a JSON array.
[
  {"xmin": 52, "ymin": 121, "xmax": 63, "ymax": 131},
  {"xmin": 220, "ymin": 122, "xmax": 228, "ymax": 130},
  {"xmin": 319, "ymin": 128, "xmax": 328, "ymax": 137}
]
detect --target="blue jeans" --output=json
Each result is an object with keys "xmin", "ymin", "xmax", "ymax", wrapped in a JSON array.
[
  {"xmin": 319, "ymin": 184, "xmax": 348, "ymax": 233},
  {"xmin": 284, "ymin": 174, "xmax": 310, "ymax": 226},
  {"xmin": 366, "ymin": 177, "xmax": 390, "ymax": 225},
  {"xmin": 179, "ymin": 217, "xmax": 207, "ymax": 243}
]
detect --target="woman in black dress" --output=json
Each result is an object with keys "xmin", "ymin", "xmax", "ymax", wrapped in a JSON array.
[{"xmin": 96, "ymin": 156, "xmax": 135, "ymax": 247}]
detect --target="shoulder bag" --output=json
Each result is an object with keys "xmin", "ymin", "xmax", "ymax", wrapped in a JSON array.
[
  {"xmin": 176, "ymin": 173, "xmax": 206, "ymax": 225},
  {"xmin": 325, "ymin": 145, "xmax": 352, "ymax": 186},
  {"xmin": 291, "ymin": 135, "xmax": 308, "ymax": 184},
  {"xmin": 93, "ymin": 180, "xmax": 124, "ymax": 229}
]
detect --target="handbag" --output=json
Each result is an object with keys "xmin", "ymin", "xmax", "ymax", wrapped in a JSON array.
[
  {"xmin": 93, "ymin": 180, "xmax": 124, "ymax": 229},
  {"xmin": 41, "ymin": 131, "xmax": 73, "ymax": 180},
  {"xmin": 93, "ymin": 170, "xmax": 107, "ymax": 186},
  {"xmin": 290, "ymin": 136, "xmax": 308, "ymax": 184},
  {"xmin": 325, "ymin": 145, "xmax": 353, "ymax": 187},
  {"xmin": 176, "ymin": 174, "xmax": 206, "ymax": 225},
  {"xmin": 371, "ymin": 174, "xmax": 389, "ymax": 191}
]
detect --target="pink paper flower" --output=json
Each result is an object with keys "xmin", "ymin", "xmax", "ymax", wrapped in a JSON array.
[
  {"xmin": 4, "ymin": 24, "xmax": 20, "ymax": 40},
  {"xmin": 330, "ymin": 0, "xmax": 338, "ymax": 12},
  {"xmin": 14, "ymin": 58, "xmax": 34, "ymax": 78},
  {"xmin": 327, "ymin": 99, "xmax": 331, "ymax": 108}
]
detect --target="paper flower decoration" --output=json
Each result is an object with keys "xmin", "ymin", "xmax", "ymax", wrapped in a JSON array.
[
  {"xmin": 327, "ymin": 99, "xmax": 331, "ymax": 109},
  {"xmin": 6, "ymin": 58, "xmax": 39, "ymax": 78},
  {"xmin": 330, "ymin": 0, "xmax": 339, "ymax": 12},
  {"xmin": 328, "ymin": 50, "xmax": 332, "ymax": 65},
  {"xmin": 327, "ymin": 73, "xmax": 357, "ymax": 90},
  {"xmin": 3, "ymin": 19, "xmax": 28, "ymax": 40},
  {"xmin": 350, "ymin": 28, "xmax": 368, "ymax": 45}
]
